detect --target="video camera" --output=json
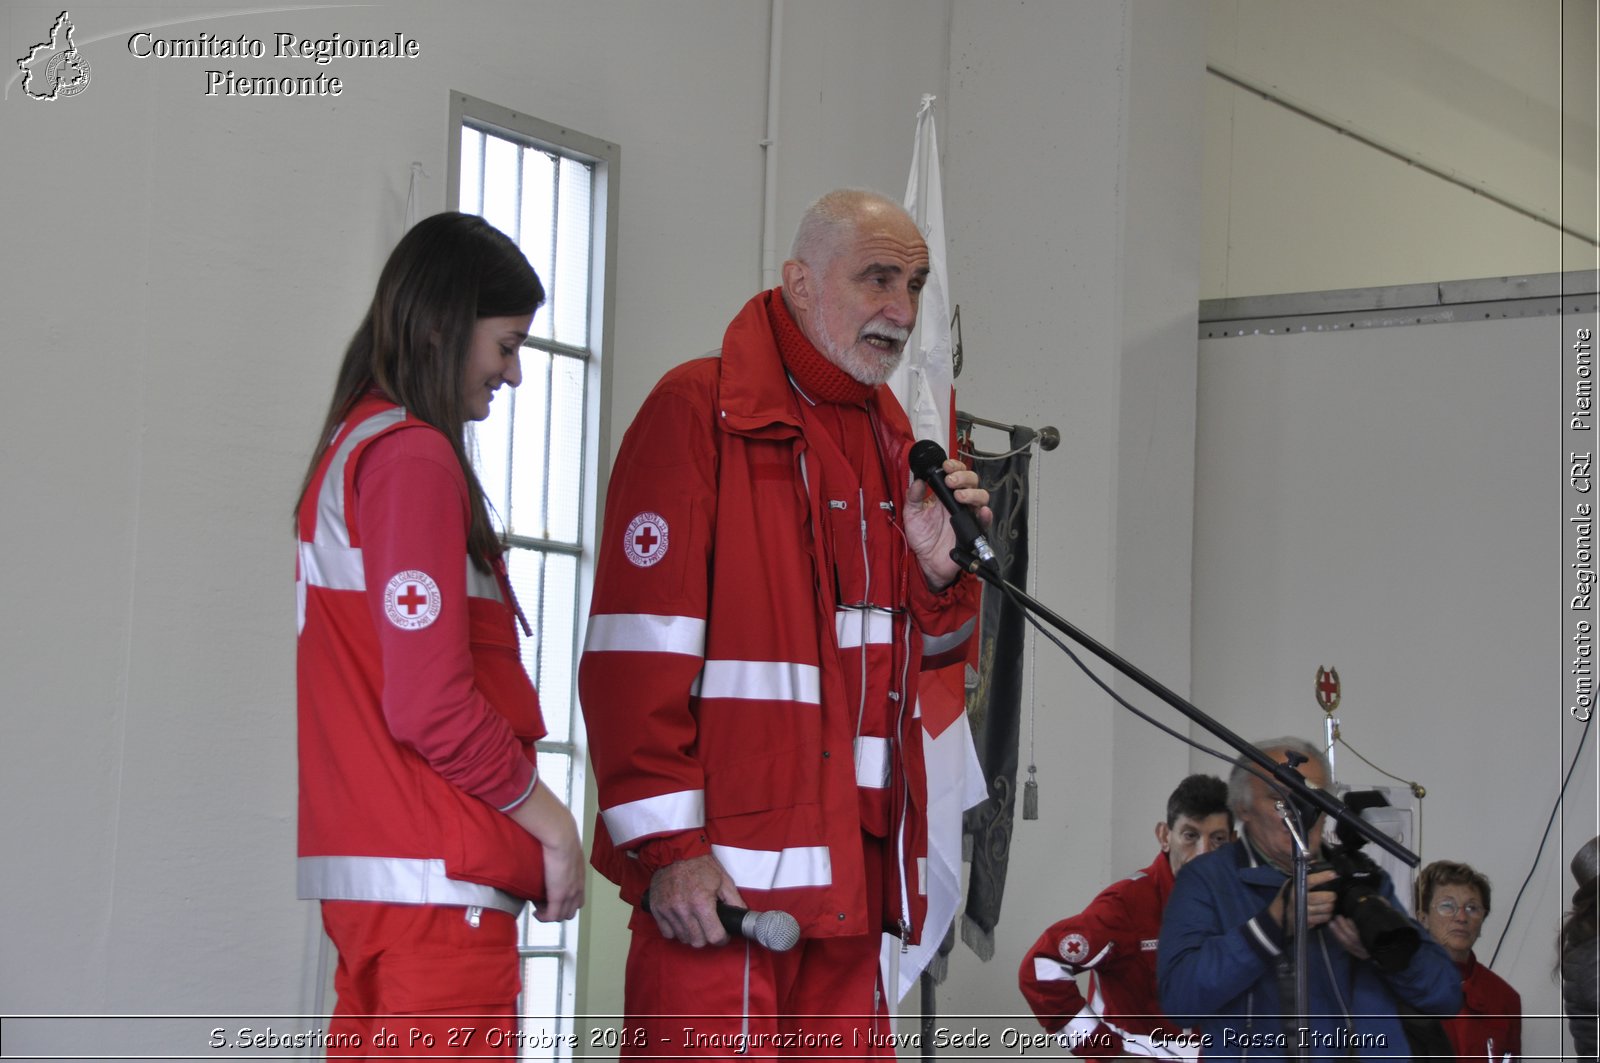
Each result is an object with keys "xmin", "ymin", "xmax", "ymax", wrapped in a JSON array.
[{"xmin": 1312, "ymin": 789, "xmax": 1420, "ymax": 973}]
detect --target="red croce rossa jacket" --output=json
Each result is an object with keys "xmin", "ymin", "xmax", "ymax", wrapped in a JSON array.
[
  {"xmin": 297, "ymin": 395, "xmax": 547, "ymax": 913},
  {"xmin": 579, "ymin": 289, "xmax": 980, "ymax": 942},
  {"xmin": 1020, "ymin": 852, "xmax": 1186, "ymax": 1060}
]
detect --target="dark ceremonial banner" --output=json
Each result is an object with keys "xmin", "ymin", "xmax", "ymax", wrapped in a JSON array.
[{"xmin": 958, "ymin": 425, "xmax": 1033, "ymax": 961}]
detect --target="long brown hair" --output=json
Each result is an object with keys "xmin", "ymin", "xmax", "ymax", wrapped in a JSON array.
[{"xmin": 295, "ymin": 212, "xmax": 544, "ymax": 569}]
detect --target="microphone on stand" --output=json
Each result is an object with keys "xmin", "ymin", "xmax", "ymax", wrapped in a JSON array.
[
  {"xmin": 908, "ymin": 439, "xmax": 996, "ymax": 569},
  {"xmin": 641, "ymin": 892, "xmax": 801, "ymax": 952}
]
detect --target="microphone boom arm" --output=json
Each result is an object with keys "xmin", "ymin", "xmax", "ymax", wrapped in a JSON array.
[{"xmin": 949, "ymin": 544, "xmax": 1418, "ymax": 869}]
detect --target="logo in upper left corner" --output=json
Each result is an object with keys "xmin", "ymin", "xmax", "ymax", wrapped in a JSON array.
[{"xmin": 17, "ymin": 11, "xmax": 93, "ymax": 101}]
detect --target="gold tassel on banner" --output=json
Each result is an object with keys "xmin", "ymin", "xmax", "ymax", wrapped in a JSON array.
[{"xmin": 1020, "ymin": 442, "xmax": 1042, "ymax": 823}]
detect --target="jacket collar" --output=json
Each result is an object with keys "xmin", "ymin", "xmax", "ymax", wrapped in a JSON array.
[
  {"xmin": 1146, "ymin": 849, "xmax": 1177, "ymax": 906},
  {"xmin": 717, "ymin": 288, "xmax": 907, "ymax": 442},
  {"xmin": 1233, "ymin": 835, "xmax": 1298, "ymax": 888},
  {"xmin": 715, "ymin": 288, "xmax": 806, "ymax": 439}
]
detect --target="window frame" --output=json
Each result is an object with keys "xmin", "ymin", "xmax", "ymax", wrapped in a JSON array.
[{"xmin": 447, "ymin": 90, "xmax": 617, "ymax": 1046}]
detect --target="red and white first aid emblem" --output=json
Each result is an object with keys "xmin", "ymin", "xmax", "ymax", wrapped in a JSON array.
[
  {"xmin": 384, "ymin": 570, "xmax": 442, "ymax": 630},
  {"xmin": 624, "ymin": 512, "xmax": 669, "ymax": 568},
  {"xmin": 1059, "ymin": 933, "xmax": 1091, "ymax": 965}
]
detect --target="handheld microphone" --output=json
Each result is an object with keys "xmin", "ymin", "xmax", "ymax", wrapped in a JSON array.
[
  {"xmin": 908, "ymin": 439, "xmax": 996, "ymax": 568},
  {"xmin": 641, "ymin": 892, "xmax": 802, "ymax": 952}
]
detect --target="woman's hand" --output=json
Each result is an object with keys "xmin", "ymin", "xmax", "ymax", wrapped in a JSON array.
[{"xmin": 509, "ymin": 780, "xmax": 586, "ymax": 922}]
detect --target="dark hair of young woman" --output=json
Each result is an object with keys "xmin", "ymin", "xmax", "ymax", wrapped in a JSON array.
[{"xmin": 295, "ymin": 212, "xmax": 544, "ymax": 570}]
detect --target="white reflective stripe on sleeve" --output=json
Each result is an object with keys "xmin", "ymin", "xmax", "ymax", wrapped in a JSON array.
[
  {"xmin": 299, "ymin": 540, "xmax": 365, "ymax": 591},
  {"xmin": 465, "ymin": 559, "xmax": 504, "ymax": 603},
  {"xmin": 298, "ymin": 541, "xmax": 484, "ymax": 601},
  {"xmin": 1031, "ymin": 957, "xmax": 1077, "ymax": 982},
  {"xmin": 691, "ymin": 660, "xmax": 821, "ymax": 704},
  {"xmin": 315, "ymin": 406, "xmax": 409, "ymax": 546},
  {"xmin": 921, "ymin": 616, "xmax": 976, "ymax": 657},
  {"xmin": 712, "ymin": 844, "xmax": 832, "ymax": 891},
  {"xmin": 834, "ymin": 608, "xmax": 895, "ymax": 650},
  {"xmin": 585, "ymin": 613, "xmax": 707, "ymax": 657},
  {"xmin": 1064, "ymin": 1005, "xmax": 1104, "ymax": 1044},
  {"xmin": 600, "ymin": 789, "xmax": 705, "ymax": 847},
  {"xmin": 297, "ymin": 855, "xmax": 523, "ymax": 914},
  {"xmin": 853, "ymin": 736, "xmax": 890, "ymax": 789}
]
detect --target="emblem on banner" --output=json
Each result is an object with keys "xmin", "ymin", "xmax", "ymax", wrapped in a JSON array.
[
  {"xmin": 624, "ymin": 512, "xmax": 669, "ymax": 568},
  {"xmin": 1315, "ymin": 666, "xmax": 1341, "ymax": 714}
]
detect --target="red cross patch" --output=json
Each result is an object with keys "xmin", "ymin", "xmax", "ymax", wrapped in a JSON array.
[
  {"xmin": 624, "ymin": 512, "xmax": 670, "ymax": 568},
  {"xmin": 1059, "ymin": 933, "xmax": 1091, "ymax": 965},
  {"xmin": 384, "ymin": 570, "xmax": 442, "ymax": 630}
]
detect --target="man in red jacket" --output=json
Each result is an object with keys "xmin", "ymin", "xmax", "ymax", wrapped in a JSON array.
[
  {"xmin": 1019, "ymin": 775, "xmax": 1233, "ymax": 1060},
  {"xmin": 579, "ymin": 189, "xmax": 989, "ymax": 1056}
]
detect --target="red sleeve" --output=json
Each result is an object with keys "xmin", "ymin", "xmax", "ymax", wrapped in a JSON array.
[
  {"xmin": 354, "ymin": 427, "xmax": 536, "ymax": 811},
  {"xmin": 1019, "ymin": 918, "xmax": 1095, "ymax": 1034},
  {"xmin": 579, "ymin": 375, "xmax": 720, "ymax": 852},
  {"xmin": 636, "ymin": 830, "xmax": 714, "ymax": 873},
  {"xmin": 1018, "ymin": 884, "xmax": 1142, "ymax": 1053}
]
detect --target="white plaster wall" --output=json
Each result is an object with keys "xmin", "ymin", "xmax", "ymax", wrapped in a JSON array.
[
  {"xmin": 1194, "ymin": 315, "xmax": 1599, "ymax": 1060},
  {"xmin": 930, "ymin": 0, "xmax": 1209, "ymax": 1041},
  {"xmin": 1202, "ymin": 0, "xmax": 1598, "ymax": 299}
]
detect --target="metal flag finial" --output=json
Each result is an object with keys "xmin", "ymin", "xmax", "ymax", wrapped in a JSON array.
[{"xmin": 1315, "ymin": 666, "xmax": 1341, "ymax": 715}]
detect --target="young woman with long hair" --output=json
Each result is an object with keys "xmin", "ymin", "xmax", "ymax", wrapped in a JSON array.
[{"xmin": 294, "ymin": 212, "xmax": 583, "ymax": 1056}]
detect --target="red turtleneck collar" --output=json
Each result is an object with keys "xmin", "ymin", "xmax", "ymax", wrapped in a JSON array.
[{"xmin": 767, "ymin": 289, "xmax": 875, "ymax": 406}]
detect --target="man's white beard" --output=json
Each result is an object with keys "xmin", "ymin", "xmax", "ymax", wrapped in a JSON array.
[{"xmin": 816, "ymin": 316, "xmax": 910, "ymax": 387}]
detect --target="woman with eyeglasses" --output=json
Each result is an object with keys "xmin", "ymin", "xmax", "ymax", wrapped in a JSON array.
[{"xmin": 1415, "ymin": 860, "xmax": 1521, "ymax": 1062}]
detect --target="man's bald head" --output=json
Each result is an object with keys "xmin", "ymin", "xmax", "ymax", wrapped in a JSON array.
[
  {"xmin": 789, "ymin": 189, "xmax": 919, "ymax": 268},
  {"xmin": 781, "ymin": 189, "xmax": 930, "ymax": 386}
]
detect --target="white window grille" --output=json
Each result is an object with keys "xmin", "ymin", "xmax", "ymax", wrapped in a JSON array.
[{"xmin": 450, "ymin": 93, "xmax": 616, "ymax": 1061}]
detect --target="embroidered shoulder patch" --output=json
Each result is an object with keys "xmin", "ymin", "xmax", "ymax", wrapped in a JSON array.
[
  {"xmin": 624, "ymin": 512, "xmax": 670, "ymax": 568},
  {"xmin": 1059, "ymin": 933, "xmax": 1092, "ymax": 964},
  {"xmin": 384, "ymin": 570, "xmax": 442, "ymax": 630}
]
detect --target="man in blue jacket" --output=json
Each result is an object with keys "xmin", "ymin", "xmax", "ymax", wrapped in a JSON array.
[{"xmin": 1157, "ymin": 738, "xmax": 1460, "ymax": 1060}]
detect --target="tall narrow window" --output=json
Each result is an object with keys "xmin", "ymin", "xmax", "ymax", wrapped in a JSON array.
[{"xmin": 450, "ymin": 93, "xmax": 616, "ymax": 1061}]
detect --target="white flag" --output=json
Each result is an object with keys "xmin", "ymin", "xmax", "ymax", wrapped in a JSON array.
[
  {"xmin": 893, "ymin": 93, "xmax": 955, "ymax": 450},
  {"xmin": 892, "ymin": 94, "xmax": 988, "ymax": 1001}
]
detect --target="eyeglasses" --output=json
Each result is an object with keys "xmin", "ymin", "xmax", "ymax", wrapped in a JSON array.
[{"xmin": 1432, "ymin": 899, "xmax": 1484, "ymax": 918}]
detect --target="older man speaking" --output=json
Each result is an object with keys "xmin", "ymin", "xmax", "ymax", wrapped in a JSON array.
[{"xmin": 579, "ymin": 189, "xmax": 989, "ymax": 1057}]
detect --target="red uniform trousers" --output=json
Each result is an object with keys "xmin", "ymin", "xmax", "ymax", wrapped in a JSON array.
[
  {"xmin": 622, "ymin": 836, "xmax": 895, "ymax": 1059},
  {"xmin": 322, "ymin": 901, "xmax": 521, "ymax": 1060}
]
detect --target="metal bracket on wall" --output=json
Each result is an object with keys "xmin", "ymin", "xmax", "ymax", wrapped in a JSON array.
[{"xmin": 1199, "ymin": 270, "xmax": 1599, "ymax": 340}]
